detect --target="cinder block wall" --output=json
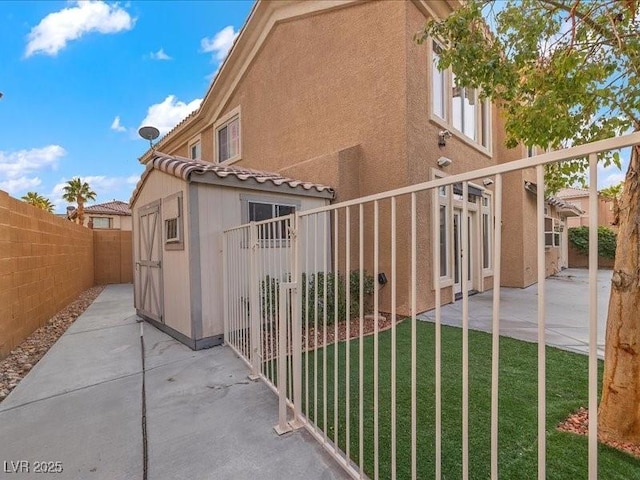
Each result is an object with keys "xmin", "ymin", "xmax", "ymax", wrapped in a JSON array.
[
  {"xmin": 94, "ymin": 230, "xmax": 133, "ymax": 284},
  {"xmin": 0, "ymin": 190, "xmax": 94, "ymax": 358}
]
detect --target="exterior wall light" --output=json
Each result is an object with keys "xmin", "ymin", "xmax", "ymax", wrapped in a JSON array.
[{"xmin": 437, "ymin": 156, "xmax": 452, "ymax": 167}]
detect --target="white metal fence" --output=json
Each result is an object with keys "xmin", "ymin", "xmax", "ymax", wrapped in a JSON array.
[{"xmin": 223, "ymin": 132, "xmax": 640, "ymax": 479}]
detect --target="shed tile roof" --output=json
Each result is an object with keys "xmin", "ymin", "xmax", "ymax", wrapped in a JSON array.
[
  {"xmin": 130, "ymin": 153, "xmax": 335, "ymax": 206},
  {"xmin": 69, "ymin": 200, "xmax": 131, "ymax": 218}
]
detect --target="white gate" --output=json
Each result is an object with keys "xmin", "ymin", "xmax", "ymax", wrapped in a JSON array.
[
  {"xmin": 223, "ymin": 133, "xmax": 640, "ymax": 480},
  {"xmin": 136, "ymin": 202, "xmax": 163, "ymax": 322}
]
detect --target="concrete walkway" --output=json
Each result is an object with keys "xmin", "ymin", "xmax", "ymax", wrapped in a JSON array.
[
  {"xmin": 419, "ymin": 268, "xmax": 611, "ymax": 358},
  {"xmin": 0, "ymin": 284, "xmax": 347, "ymax": 480}
]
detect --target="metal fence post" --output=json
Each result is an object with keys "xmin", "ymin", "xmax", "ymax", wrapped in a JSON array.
[
  {"xmin": 291, "ymin": 214, "xmax": 303, "ymax": 428},
  {"xmin": 275, "ymin": 282, "xmax": 294, "ymax": 435},
  {"xmin": 249, "ymin": 222, "xmax": 260, "ymax": 380}
]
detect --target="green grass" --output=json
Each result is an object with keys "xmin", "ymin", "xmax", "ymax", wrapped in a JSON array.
[{"xmin": 289, "ymin": 321, "xmax": 640, "ymax": 479}]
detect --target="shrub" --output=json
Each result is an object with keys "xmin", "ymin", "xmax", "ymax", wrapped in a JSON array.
[
  {"xmin": 568, "ymin": 226, "xmax": 617, "ymax": 259},
  {"xmin": 301, "ymin": 270, "xmax": 375, "ymax": 326}
]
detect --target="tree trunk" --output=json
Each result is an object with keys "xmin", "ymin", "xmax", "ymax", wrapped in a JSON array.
[
  {"xmin": 598, "ymin": 140, "xmax": 640, "ymax": 444},
  {"xmin": 77, "ymin": 198, "xmax": 85, "ymax": 226}
]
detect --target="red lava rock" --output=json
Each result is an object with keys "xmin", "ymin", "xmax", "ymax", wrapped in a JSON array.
[
  {"xmin": 0, "ymin": 286, "xmax": 105, "ymax": 403},
  {"xmin": 557, "ymin": 407, "xmax": 640, "ymax": 459}
]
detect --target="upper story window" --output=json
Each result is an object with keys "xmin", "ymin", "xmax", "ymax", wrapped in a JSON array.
[
  {"xmin": 216, "ymin": 112, "xmax": 240, "ymax": 163},
  {"xmin": 431, "ymin": 41, "xmax": 491, "ymax": 150},
  {"xmin": 190, "ymin": 141, "xmax": 201, "ymax": 160}
]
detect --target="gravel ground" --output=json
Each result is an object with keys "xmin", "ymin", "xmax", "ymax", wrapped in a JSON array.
[
  {"xmin": 557, "ymin": 407, "xmax": 640, "ymax": 458},
  {"xmin": 0, "ymin": 286, "xmax": 105, "ymax": 403}
]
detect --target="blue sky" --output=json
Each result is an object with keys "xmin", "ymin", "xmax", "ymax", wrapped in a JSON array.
[
  {"xmin": 0, "ymin": 1, "xmax": 629, "ymax": 214},
  {"xmin": 0, "ymin": 0, "xmax": 253, "ymax": 212}
]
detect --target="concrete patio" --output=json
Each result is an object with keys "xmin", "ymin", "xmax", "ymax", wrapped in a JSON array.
[
  {"xmin": 0, "ymin": 284, "xmax": 347, "ymax": 480},
  {"xmin": 418, "ymin": 268, "xmax": 612, "ymax": 358}
]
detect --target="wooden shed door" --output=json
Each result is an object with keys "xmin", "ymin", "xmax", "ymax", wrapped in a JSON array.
[{"xmin": 136, "ymin": 203, "xmax": 163, "ymax": 322}]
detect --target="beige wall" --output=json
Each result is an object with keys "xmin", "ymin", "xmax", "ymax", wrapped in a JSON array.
[
  {"xmin": 156, "ymin": 0, "xmax": 538, "ymax": 313},
  {"xmin": 94, "ymin": 230, "xmax": 133, "ymax": 284},
  {"xmin": 0, "ymin": 190, "xmax": 94, "ymax": 359},
  {"xmin": 131, "ymin": 170, "xmax": 192, "ymax": 337},
  {"xmin": 562, "ymin": 195, "xmax": 616, "ymax": 230}
]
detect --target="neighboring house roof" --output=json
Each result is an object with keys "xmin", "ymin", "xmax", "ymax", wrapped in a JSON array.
[
  {"xmin": 524, "ymin": 181, "xmax": 583, "ymax": 216},
  {"xmin": 130, "ymin": 153, "xmax": 335, "ymax": 206},
  {"xmin": 556, "ymin": 187, "xmax": 590, "ymax": 198},
  {"xmin": 68, "ymin": 200, "xmax": 131, "ymax": 219}
]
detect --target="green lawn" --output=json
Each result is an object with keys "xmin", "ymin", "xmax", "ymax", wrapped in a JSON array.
[{"xmin": 294, "ymin": 321, "xmax": 639, "ymax": 479}]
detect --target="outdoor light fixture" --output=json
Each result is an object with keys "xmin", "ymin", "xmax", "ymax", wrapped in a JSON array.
[
  {"xmin": 437, "ymin": 156, "xmax": 452, "ymax": 167},
  {"xmin": 483, "ymin": 178, "xmax": 494, "ymax": 186},
  {"xmin": 378, "ymin": 273, "xmax": 388, "ymax": 285},
  {"xmin": 438, "ymin": 129, "xmax": 452, "ymax": 147}
]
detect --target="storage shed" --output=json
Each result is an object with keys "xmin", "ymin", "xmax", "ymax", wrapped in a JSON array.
[{"xmin": 130, "ymin": 154, "xmax": 334, "ymax": 349}]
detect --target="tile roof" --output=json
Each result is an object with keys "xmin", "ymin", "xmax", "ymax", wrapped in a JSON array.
[
  {"xmin": 69, "ymin": 200, "xmax": 131, "ymax": 218},
  {"xmin": 556, "ymin": 187, "xmax": 590, "ymax": 198},
  {"xmin": 130, "ymin": 153, "xmax": 335, "ymax": 206}
]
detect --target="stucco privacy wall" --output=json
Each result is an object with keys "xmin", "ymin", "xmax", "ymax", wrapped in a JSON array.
[
  {"xmin": 0, "ymin": 190, "xmax": 94, "ymax": 358},
  {"xmin": 94, "ymin": 230, "xmax": 133, "ymax": 284}
]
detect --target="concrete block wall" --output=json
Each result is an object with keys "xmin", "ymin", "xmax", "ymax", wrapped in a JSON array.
[
  {"xmin": 0, "ymin": 190, "xmax": 94, "ymax": 358},
  {"xmin": 94, "ymin": 230, "xmax": 133, "ymax": 285}
]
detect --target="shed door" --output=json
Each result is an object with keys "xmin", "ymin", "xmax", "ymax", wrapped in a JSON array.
[{"xmin": 136, "ymin": 203, "xmax": 163, "ymax": 322}]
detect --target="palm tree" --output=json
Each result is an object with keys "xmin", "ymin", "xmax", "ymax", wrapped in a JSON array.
[
  {"xmin": 62, "ymin": 178, "xmax": 96, "ymax": 225},
  {"xmin": 21, "ymin": 192, "xmax": 54, "ymax": 213}
]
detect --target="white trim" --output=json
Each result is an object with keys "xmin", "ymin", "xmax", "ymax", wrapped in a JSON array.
[
  {"xmin": 428, "ymin": 39, "xmax": 493, "ymax": 155},
  {"xmin": 481, "ymin": 190, "xmax": 494, "ymax": 276},
  {"xmin": 214, "ymin": 105, "xmax": 242, "ymax": 164},
  {"xmin": 188, "ymin": 134, "xmax": 202, "ymax": 160},
  {"xmin": 432, "ymin": 168, "xmax": 453, "ymax": 287}
]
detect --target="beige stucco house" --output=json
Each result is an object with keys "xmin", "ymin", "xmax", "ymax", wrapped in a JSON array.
[
  {"xmin": 69, "ymin": 200, "xmax": 132, "ymax": 231},
  {"xmin": 132, "ymin": 0, "xmax": 578, "ymax": 347},
  {"xmin": 557, "ymin": 187, "xmax": 617, "ymax": 230}
]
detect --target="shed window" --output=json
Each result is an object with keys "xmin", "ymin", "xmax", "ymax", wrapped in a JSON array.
[
  {"xmin": 163, "ymin": 193, "xmax": 184, "ymax": 250},
  {"xmin": 249, "ymin": 201, "xmax": 295, "ymax": 240},
  {"xmin": 165, "ymin": 218, "xmax": 179, "ymax": 242}
]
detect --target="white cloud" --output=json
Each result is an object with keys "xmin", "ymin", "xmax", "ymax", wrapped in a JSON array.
[
  {"xmin": 150, "ymin": 48, "xmax": 172, "ymax": 61},
  {"xmin": 201, "ymin": 26, "xmax": 238, "ymax": 62},
  {"xmin": 50, "ymin": 174, "xmax": 140, "ymax": 211},
  {"xmin": 139, "ymin": 95, "xmax": 202, "ymax": 135},
  {"xmin": 0, "ymin": 145, "xmax": 66, "ymax": 195},
  {"xmin": 110, "ymin": 115, "xmax": 126, "ymax": 132},
  {"xmin": 25, "ymin": 1, "xmax": 134, "ymax": 58},
  {"xmin": 0, "ymin": 177, "xmax": 42, "ymax": 195}
]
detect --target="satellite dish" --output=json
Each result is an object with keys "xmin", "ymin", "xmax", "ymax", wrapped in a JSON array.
[{"xmin": 138, "ymin": 125, "xmax": 160, "ymax": 142}]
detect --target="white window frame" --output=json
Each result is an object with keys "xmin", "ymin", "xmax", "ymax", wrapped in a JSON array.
[
  {"xmin": 240, "ymin": 194, "xmax": 301, "ymax": 247},
  {"xmin": 433, "ymin": 170, "xmax": 453, "ymax": 287},
  {"xmin": 214, "ymin": 106, "xmax": 241, "ymax": 164},
  {"xmin": 91, "ymin": 216, "xmax": 112, "ymax": 229},
  {"xmin": 544, "ymin": 214, "xmax": 561, "ymax": 248},
  {"xmin": 429, "ymin": 40, "xmax": 492, "ymax": 154},
  {"xmin": 188, "ymin": 135, "xmax": 202, "ymax": 160},
  {"xmin": 481, "ymin": 191, "xmax": 493, "ymax": 275},
  {"xmin": 163, "ymin": 192, "xmax": 183, "ymax": 250}
]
